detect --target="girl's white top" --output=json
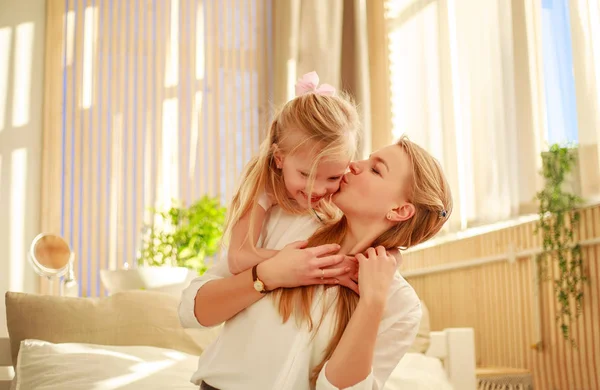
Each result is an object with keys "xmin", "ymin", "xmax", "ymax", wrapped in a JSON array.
[{"xmin": 179, "ymin": 204, "xmax": 422, "ymax": 390}]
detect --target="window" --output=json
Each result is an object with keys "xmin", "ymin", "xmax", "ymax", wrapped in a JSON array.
[
  {"xmin": 40, "ymin": 0, "xmax": 271, "ymax": 296},
  {"xmin": 384, "ymin": 0, "xmax": 544, "ymax": 230},
  {"xmin": 540, "ymin": 0, "xmax": 579, "ymax": 146}
]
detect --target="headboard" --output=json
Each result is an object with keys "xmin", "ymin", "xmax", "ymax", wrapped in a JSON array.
[{"xmin": 426, "ymin": 327, "xmax": 477, "ymax": 390}]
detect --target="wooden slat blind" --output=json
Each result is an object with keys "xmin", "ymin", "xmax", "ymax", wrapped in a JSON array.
[
  {"xmin": 403, "ymin": 205, "xmax": 600, "ymax": 389},
  {"xmin": 41, "ymin": 0, "xmax": 271, "ymax": 297}
]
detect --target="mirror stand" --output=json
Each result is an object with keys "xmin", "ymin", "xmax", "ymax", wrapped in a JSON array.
[{"xmin": 28, "ymin": 233, "xmax": 78, "ymax": 297}]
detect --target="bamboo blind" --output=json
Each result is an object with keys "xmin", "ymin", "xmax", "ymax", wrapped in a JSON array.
[
  {"xmin": 41, "ymin": 0, "xmax": 271, "ymax": 297},
  {"xmin": 403, "ymin": 205, "xmax": 600, "ymax": 390}
]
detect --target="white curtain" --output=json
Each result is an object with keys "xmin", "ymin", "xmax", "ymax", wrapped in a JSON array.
[
  {"xmin": 272, "ymin": 0, "xmax": 372, "ymax": 158},
  {"xmin": 568, "ymin": 0, "xmax": 600, "ymax": 197},
  {"xmin": 386, "ymin": 0, "xmax": 542, "ymax": 230}
]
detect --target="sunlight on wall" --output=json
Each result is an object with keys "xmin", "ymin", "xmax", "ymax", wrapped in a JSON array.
[
  {"xmin": 82, "ymin": 6, "xmax": 98, "ymax": 109},
  {"xmin": 64, "ymin": 11, "xmax": 75, "ymax": 67},
  {"xmin": 160, "ymin": 98, "xmax": 179, "ymax": 208},
  {"xmin": 109, "ymin": 113, "xmax": 123, "ymax": 271},
  {"xmin": 188, "ymin": 91, "xmax": 203, "ymax": 182},
  {"xmin": 0, "ymin": 27, "xmax": 11, "ymax": 133},
  {"xmin": 144, "ymin": 112, "xmax": 153, "ymax": 225},
  {"xmin": 12, "ymin": 22, "xmax": 34, "ymax": 128},
  {"xmin": 9, "ymin": 148, "xmax": 26, "ymax": 291},
  {"xmin": 195, "ymin": 2, "xmax": 204, "ymax": 80},
  {"xmin": 165, "ymin": 0, "xmax": 179, "ymax": 87}
]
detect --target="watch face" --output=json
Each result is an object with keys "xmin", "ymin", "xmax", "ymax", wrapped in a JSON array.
[{"xmin": 254, "ymin": 280, "xmax": 264, "ymax": 292}]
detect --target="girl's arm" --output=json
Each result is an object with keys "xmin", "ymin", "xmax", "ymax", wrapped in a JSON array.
[{"xmin": 227, "ymin": 203, "xmax": 278, "ymax": 274}]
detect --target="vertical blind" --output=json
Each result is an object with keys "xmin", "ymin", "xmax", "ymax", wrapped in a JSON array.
[{"xmin": 41, "ymin": 0, "xmax": 271, "ymax": 296}]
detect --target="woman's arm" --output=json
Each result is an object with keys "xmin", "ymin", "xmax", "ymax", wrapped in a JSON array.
[
  {"xmin": 317, "ymin": 295, "xmax": 421, "ymax": 389},
  {"xmin": 228, "ymin": 204, "xmax": 278, "ymax": 274},
  {"xmin": 324, "ymin": 299, "xmax": 386, "ymax": 386},
  {"xmin": 190, "ymin": 242, "xmax": 349, "ymax": 327},
  {"xmin": 318, "ymin": 247, "xmax": 421, "ymax": 389},
  {"xmin": 193, "ymin": 266, "xmax": 266, "ymax": 327}
]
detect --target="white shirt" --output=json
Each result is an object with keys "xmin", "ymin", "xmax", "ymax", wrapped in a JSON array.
[{"xmin": 179, "ymin": 206, "xmax": 422, "ymax": 390}]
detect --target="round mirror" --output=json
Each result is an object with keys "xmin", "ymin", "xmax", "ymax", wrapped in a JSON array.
[{"xmin": 29, "ymin": 233, "xmax": 73, "ymax": 279}]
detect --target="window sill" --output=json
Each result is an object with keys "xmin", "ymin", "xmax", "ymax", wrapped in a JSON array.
[{"xmin": 403, "ymin": 195, "xmax": 600, "ymax": 254}]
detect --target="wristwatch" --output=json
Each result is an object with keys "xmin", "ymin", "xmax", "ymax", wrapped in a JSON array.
[{"xmin": 252, "ymin": 264, "xmax": 268, "ymax": 293}]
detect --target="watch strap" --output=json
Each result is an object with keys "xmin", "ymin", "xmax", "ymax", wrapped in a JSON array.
[{"xmin": 252, "ymin": 264, "xmax": 268, "ymax": 293}]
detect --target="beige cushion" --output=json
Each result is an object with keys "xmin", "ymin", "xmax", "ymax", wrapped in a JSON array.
[
  {"xmin": 407, "ymin": 300, "xmax": 431, "ymax": 354},
  {"xmin": 5, "ymin": 290, "xmax": 220, "ymax": 367}
]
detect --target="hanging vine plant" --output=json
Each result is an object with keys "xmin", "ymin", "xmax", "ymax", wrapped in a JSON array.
[{"xmin": 535, "ymin": 144, "xmax": 586, "ymax": 344}]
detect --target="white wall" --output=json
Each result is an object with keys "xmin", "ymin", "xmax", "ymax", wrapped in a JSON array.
[{"xmin": 0, "ymin": 0, "xmax": 46, "ymax": 337}]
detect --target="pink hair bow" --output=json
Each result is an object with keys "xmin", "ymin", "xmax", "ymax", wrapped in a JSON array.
[{"xmin": 294, "ymin": 71, "xmax": 336, "ymax": 97}]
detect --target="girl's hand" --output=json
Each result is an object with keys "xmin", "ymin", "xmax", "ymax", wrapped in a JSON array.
[
  {"xmin": 356, "ymin": 246, "xmax": 397, "ymax": 305},
  {"xmin": 324, "ymin": 255, "xmax": 359, "ymax": 295},
  {"xmin": 259, "ymin": 241, "xmax": 350, "ymax": 290}
]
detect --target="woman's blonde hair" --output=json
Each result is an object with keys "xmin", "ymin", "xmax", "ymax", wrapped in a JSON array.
[
  {"xmin": 223, "ymin": 92, "xmax": 360, "ymax": 245},
  {"xmin": 273, "ymin": 135, "xmax": 453, "ymax": 386}
]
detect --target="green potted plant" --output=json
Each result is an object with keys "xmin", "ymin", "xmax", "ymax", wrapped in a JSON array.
[
  {"xmin": 100, "ymin": 195, "xmax": 226, "ymax": 295},
  {"xmin": 535, "ymin": 144, "xmax": 586, "ymax": 344},
  {"xmin": 139, "ymin": 195, "xmax": 227, "ymax": 274}
]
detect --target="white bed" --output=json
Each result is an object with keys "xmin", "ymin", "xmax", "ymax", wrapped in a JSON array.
[
  {"xmin": 0, "ymin": 291, "xmax": 476, "ymax": 390},
  {"xmin": 0, "ymin": 328, "xmax": 475, "ymax": 390}
]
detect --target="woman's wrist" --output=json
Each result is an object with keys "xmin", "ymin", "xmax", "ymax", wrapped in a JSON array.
[
  {"xmin": 358, "ymin": 293, "xmax": 387, "ymax": 314},
  {"xmin": 256, "ymin": 259, "xmax": 280, "ymax": 291}
]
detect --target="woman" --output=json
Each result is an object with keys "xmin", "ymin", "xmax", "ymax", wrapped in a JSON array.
[{"xmin": 179, "ymin": 136, "xmax": 452, "ymax": 389}]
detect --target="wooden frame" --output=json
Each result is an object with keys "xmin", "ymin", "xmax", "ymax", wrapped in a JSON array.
[{"xmin": 426, "ymin": 328, "xmax": 477, "ymax": 390}]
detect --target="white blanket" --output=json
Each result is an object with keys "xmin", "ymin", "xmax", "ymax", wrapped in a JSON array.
[
  {"xmin": 13, "ymin": 340, "xmax": 453, "ymax": 390},
  {"xmin": 384, "ymin": 353, "xmax": 454, "ymax": 390}
]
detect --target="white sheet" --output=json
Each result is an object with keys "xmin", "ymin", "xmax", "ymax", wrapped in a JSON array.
[
  {"xmin": 15, "ymin": 339, "xmax": 199, "ymax": 390},
  {"xmin": 384, "ymin": 353, "xmax": 453, "ymax": 390},
  {"xmin": 14, "ymin": 340, "xmax": 453, "ymax": 390}
]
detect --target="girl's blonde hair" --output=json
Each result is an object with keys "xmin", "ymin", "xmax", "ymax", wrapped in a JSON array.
[
  {"xmin": 223, "ymin": 92, "xmax": 360, "ymax": 245},
  {"xmin": 273, "ymin": 135, "xmax": 453, "ymax": 386}
]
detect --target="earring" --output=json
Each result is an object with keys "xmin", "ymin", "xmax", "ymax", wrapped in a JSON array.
[{"xmin": 386, "ymin": 213, "xmax": 392, "ymax": 220}]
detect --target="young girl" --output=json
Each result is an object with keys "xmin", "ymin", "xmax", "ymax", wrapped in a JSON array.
[{"xmin": 225, "ymin": 71, "xmax": 360, "ymax": 274}]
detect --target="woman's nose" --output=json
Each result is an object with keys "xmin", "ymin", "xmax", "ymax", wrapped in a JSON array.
[{"xmin": 349, "ymin": 161, "xmax": 361, "ymax": 174}]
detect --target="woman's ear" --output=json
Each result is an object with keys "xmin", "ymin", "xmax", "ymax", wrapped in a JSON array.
[
  {"xmin": 387, "ymin": 203, "xmax": 415, "ymax": 222},
  {"xmin": 272, "ymin": 143, "xmax": 284, "ymax": 169}
]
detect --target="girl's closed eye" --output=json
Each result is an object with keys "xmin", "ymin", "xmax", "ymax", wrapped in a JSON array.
[
  {"xmin": 299, "ymin": 171, "xmax": 309, "ymax": 177},
  {"xmin": 371, "ymin": 167, "xmax": 381, "ymax": 176}
]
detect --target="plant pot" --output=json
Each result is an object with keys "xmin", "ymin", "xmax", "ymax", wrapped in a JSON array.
[{"xmin": 100, "ymin": 266, "xmax": 197, "ymax": 296}]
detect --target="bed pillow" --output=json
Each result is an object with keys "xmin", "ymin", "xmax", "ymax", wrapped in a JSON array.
[
  {"xmin": 407, "ymin": 300, "xmax": 431, "ymax": 354},
  {"xmin": 14, "ymin": 339, "xmax": 198, "ymax": 389},
  {"xmin": 5, "ymin": 291, "xmax": 220, "ymax": 367}
]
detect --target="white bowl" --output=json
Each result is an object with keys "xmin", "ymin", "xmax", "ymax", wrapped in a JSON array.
[{"xmin": 100, "ymin": 267, "xmax": 198, "ymax": 296}]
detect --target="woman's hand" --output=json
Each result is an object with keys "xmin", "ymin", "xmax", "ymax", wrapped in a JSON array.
[
  {"xmin": 356, "ymin": 246, "xmax": 397, "ymax": 305},
  {"xmin": 388, "ymin": 247, "xmax": 403, "ymax": 267},
  {"xmin": 258, "ymin": 241, "xmax": 351, "ymax": 290}
]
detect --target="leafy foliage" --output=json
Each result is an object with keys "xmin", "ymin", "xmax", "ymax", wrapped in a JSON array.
[
  {"xmin": 138, "ymin": 196, "xmax": 226, "ymax": 275},
  {"xmin": 535, "ymin": 144, "xmax": 586, "ymax": 344}
]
